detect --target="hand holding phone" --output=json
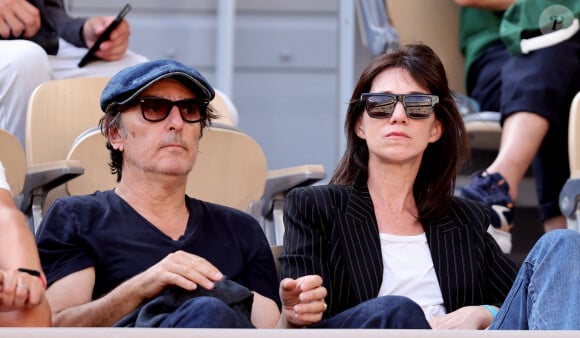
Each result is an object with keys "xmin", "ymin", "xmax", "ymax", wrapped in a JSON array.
[{"xmin": 78, "ymin": 4, "xmax": 132, "ymax": 68}]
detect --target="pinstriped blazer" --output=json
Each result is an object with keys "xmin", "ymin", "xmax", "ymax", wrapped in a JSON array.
[{"xmin": 280, "ymin": 177, "xmax": 519, "ymax": 319}]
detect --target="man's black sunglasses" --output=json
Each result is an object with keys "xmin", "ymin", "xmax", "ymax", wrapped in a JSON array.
[{"xmin": 135, "ymin": 97, "xmax": 209, "ymax": 123}]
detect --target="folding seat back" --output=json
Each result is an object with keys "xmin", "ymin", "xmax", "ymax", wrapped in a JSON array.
[
  {"xmin": 25, "ymin": 77, "xmax": 110, "ymax": 166},
  {"xmin": 567, "ymin": 91, "xmax": 580, "ymax": 179},
  {"xmin": 559, "ymin": 91, "xmax": 580, "ymax": 231},
  {"xmin": 0, "ymin": 128, "xmax": 26, "ymax": 198},
  {"xmin": 66, "ymin": 124, "xmax": 268, "ymax": 212},
  {"xmin": 22, "ymin": 77, "xmax": 109, "ymax": 230}
]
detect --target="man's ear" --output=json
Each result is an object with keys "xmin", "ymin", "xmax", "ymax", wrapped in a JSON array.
[{"xmin": 108, "ymin": 127, "xmax": 124, "ymax": 151}]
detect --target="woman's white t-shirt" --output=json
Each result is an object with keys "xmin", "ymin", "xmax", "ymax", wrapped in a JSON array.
[{"xmin": 377, "ymin": 232, "xmax": 447, "ymax": 320}]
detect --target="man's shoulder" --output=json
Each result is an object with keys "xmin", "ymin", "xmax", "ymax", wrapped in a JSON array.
[
  {"xmin": 52, "ymin": 190, "xmax": 116, "ymax": 208},
  {"xmin": 286, "ymin": 184, "xmax": 352, "ymax": 211},
  {"xmin": 46, "ymin": 190, "xmax": 123, "ymax": 221}
]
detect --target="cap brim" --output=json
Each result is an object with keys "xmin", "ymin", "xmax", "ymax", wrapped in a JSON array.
[{"xmin": 108, "ymin": 71, "xmax": 213, "ymax": 112}]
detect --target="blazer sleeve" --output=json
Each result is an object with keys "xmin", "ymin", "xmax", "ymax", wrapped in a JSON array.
[
  {"xmin": 455, "ymin": 198, "xmax": 519, "ymax": 308},
  {"xmin": 43, "ymin": 0, "xmax": 87, "ymax": 47},
  {"xmin": 280, "ymin": 187, "xmax": 329, "ymax": 280},
  {"xmin": 482, "ymin": 228, "xmax": 519, "ymax": 307}
]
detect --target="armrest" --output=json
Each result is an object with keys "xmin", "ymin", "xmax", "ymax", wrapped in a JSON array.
[
  {"xmin": 559, "ymin": 177, "xmax": 580, "ymax": 219},
  {"xmin": 356, "ymin": 0, "xmax": 399, "ymax": 55},
  {"xmin": 261, "ymin": 164, "xmax": 326, "ymax": 216},
  {"xmin": 22, "ymin": 160, "xmax": 84, "ymax": 198},
  {"xmin": 19, "ymin": 160, "xmax": 84, "ymax": 232},
  {"xmin": 463, "ymin": 111, "xmax": 502, "ymax": 151},
  {"xmin": 249, "ymin": 164, "xmax": 326, "ymax": 245}
]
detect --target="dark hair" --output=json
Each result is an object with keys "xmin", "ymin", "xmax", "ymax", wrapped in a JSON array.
[
  {"xmin": 98, "ymin": 102, "xmax": 218, "ymax": 182},
  {"xmin": 330, "ymin": 43, "xmax": 469, "ymax": 221}
]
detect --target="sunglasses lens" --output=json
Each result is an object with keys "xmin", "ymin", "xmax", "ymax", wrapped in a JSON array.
[
  {"xmin": 362, "ymin": 94, "xmax": 437, "ymax": 119},
  {"xmin": 139, "ymin": 98, "xmax": 207, "ymax": 122},
  {"xmin": 177, "ymin": 100, "xmax": 204, "ymax": 122},
  {"xmin": 365, "ymin": 94, "xmax": 396, "ymax": 118},
  {"xmin": 141, "ymin": 98, "xmax": 171, "ymax": 121},
  {"xmin": 403, "ymin": 95, "xmax": 435, "ymax": 118}
]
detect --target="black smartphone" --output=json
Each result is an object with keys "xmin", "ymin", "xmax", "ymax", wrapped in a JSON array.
[{"xmin": 78, "ymin": 3, "xmax": 132, "ymax": 67}]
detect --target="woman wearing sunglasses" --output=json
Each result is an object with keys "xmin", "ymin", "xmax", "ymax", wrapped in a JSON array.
[{"xmin": 280, "ymin": 43, "xmax": 580, "ymax": 330}]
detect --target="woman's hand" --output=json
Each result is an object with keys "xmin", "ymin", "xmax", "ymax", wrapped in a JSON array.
[
  {"xmin": 279, "ymin": 275, "xmax": 327, "ymax": 327},
  {"xmin": 429, "ymin": 305, "xmax": 495, "ymax": 329}
]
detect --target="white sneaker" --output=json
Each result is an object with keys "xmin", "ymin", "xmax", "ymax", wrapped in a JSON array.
[{"xmin": 487, "ymin": 225, "xmax": 512, "ymax": 254}]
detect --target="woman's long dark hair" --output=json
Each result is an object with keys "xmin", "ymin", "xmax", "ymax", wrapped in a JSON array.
[{"xmin": 331, "ymin": 43, "xmax": 469, "ymax": 221}]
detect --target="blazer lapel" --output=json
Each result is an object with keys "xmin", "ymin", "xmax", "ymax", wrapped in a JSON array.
[
  {"xmin": 424, "ymin": 211, "xmax": 462, "ymax": 312},
  {"xmin": 335, "ymin": 178, "xmax": 383, "ymax": 303}
]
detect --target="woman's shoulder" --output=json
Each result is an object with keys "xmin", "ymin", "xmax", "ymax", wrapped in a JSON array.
[
  {"xmin": 450, "ymin": 196, "xmax": 493, "ymax": 227},
  {"xmin": 288, "ymin": 183, "xmax": 352, "ymax": 200}
]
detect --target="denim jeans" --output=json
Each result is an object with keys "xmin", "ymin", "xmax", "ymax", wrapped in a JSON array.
[
  {"xmin": 491, "ymin": 229, "xmax": 580, "ymax": 329},
  {"xmin": 159, "ymin": 296, "xmax": 254, "ymax": 328},
  {"xmin": 311, "ymin": 295, "xmax": 430, "ymax": 329}
]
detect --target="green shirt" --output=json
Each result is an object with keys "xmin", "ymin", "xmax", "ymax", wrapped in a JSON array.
[
  {"xmin": 459, "ymin": 0, "xmax": 579, "ymax": 85},
  {"xmin": 458, "ymin": 8, "xmax": 503, "ymax": 84}
]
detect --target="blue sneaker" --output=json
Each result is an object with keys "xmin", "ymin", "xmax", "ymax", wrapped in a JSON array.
[{"xmin": 458, "ymin": 171, "xmax": 514, "ymax": 229}]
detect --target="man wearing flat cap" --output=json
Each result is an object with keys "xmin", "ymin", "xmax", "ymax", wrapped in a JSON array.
[{"xmin": 35, "ymin": 59, "xmax": 327, "ymax": 328}]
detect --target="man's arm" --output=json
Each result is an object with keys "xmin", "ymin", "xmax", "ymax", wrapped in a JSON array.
[
  {"xmin": 47, "ymin": 250, "xmax": 225, "ymax": 326},
  {"xmin": 42, "ymin": 0, "xmax": 86, "ymax": 46},
  {"xmin": 0, "ymin": 183, "xmax": 51, "ymax": 326},
  {"xmin": 47, "ymin": 267, "xmax": 143, "ymax": 326}
]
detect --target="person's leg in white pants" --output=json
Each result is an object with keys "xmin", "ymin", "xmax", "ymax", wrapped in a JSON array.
[
  {"xmin": 0, "ymin": 40, "xmax": 53, "ymax": 147},
  {"xmin": 0, "ymin": 38, "xmax": 147, "ymax": 148},
  {"xmin": 49, "ymin": 39, "xmax": 148, "ymax": 79}
]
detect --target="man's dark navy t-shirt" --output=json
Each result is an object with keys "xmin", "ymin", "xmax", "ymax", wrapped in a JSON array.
[{"xmin": 36, "ymin": 190, "xmax": 279, "ymax": 305}]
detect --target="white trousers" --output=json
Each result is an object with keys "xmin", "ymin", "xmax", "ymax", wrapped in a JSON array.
[{"xmin": 0, "ymin": 39, "xmax": 147, "ymax": 147}]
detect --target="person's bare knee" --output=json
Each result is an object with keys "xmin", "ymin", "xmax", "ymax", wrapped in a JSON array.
[{"xmin": 544, "ymin": 215, "xmax": 567, "ymax": 232}]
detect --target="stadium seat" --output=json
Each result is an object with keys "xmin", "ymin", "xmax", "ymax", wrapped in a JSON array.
[
  {"xmin": 558, "ymin": 91, "xmax": 580, "ymax": 231},
  {"xmin": 0, "ymin": 128, "xmax": 26, "ymax": 208}
]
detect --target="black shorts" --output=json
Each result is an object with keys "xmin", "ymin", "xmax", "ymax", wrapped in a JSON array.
[{"xmin": 467, "ymin": 30, "xmax": 580, "ymax": 221}]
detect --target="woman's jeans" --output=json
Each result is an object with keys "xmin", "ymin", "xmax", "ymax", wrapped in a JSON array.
[
  {"xmin": 311, "ymin": 295, "xmax": 430, "ymax": 329},
  {"xmin": 313, "ymin": 230, "xmax": 580, "ymax": 330},
  {"xmin": 491, "ymin": 229, "xmax": 580, "ymax": 330}
]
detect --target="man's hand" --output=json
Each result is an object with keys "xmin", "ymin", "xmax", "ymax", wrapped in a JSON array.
[
  {"xmin": 0, "ymin": 0, "xmax": 41, "ymax": 38},
  {"xmin": 130, "ymin": 250, "xmax": 224, "ymax": 302},
  {"xmin": 0, "ymin": 269, "xmax": 45, "ymax": 312},
  {"xmin": 279, "ymin": 275, "xmax": 327, "ymax": 327},
  {"xmin": 82, "ymin": 15, "xmax": 130, "ymax": 61},
  {"xmin": 429, "ymin": 305, "xmax": 495, "ymax": 330}
]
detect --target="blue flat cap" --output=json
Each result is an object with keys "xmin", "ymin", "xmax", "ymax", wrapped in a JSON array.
[{"xmin": 100, "ymin": 59, "xmax": 215, "ymax": 113}]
